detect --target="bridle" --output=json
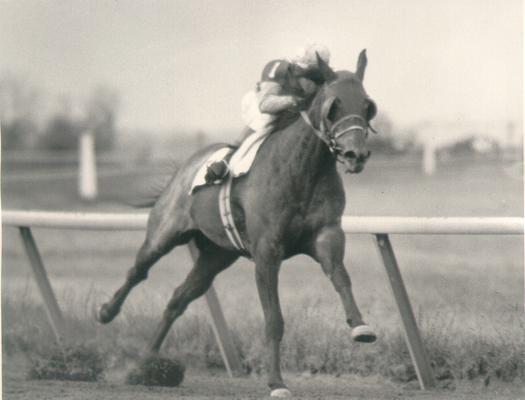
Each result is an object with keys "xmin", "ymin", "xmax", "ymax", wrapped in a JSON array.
[
  {"xmin": 300, "ymin": 110, "xmax": 375, "ymax": 163},
  {"xmin": 331, "ymin": 114, "xmax": 369, "ymax": 138}
]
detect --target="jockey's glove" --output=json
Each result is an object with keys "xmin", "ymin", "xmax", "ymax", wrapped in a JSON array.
[{"xmin": 291, "ymin": 96, "xmax": 308, "ymax": 112}]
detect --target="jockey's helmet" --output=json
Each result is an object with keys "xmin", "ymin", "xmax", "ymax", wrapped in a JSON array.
[{"xmin": 291, "ymin": 43, "xmax": 331, "ymax": 68}]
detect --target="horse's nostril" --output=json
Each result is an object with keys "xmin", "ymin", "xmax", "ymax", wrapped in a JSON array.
[
  {"xmin": 356, "ymin": 151, "xmax": 371, "ymax": 162},
  {"xmin": 344, "ymin": 151, "xmax": 357, "ymax": 159}
]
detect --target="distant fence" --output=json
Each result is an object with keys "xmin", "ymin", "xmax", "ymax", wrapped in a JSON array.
[
  {"xmin": 2, "ymin": 210, "xmax": 523, "ymax": 390},
  {"xmin": 2, "ymin": 137, "xmax": 175, "ymax": 191},
  {"xmin": 2, "ymin": 149, "xmax": 152, "ymax": 167}
]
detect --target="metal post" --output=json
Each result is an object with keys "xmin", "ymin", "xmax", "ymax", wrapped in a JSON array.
[
  {"xmin": 187, "ymin": 241, "xmax": 244, "ymax": 377},
  {"xmin": 18, "ymin": 227, "xmax": 65, "ymax": 345},
  {"xmin": 374, "ymin": 234, "xmax": 436, "ymax": 389}
]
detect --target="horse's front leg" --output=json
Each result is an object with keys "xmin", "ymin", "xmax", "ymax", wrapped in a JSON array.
[
  {"xmin": 311, "ymin": 225, "xmax": 376, "ymax": 343},
  {"xmin": 254, "ymin": 246, "xmax": 290, "ymax": 398}
]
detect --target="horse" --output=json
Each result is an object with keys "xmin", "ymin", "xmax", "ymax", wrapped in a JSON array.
[{"xmin": 97, "ymin": 49, "xmax": 378, "ymax": 397}]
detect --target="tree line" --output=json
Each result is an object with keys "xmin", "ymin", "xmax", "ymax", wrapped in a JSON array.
[
  {"xmin": 1, "ymin": 72, "xmax": 417, "ymax": 155},
  {"xmin": 0, "ymin": 73, "xmax": 119, "ymax": 151}
]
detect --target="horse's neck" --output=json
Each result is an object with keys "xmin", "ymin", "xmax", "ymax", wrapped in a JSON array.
[{"xmin": 272, "ymin": 114, "xmax": 336, "ymax": 187}]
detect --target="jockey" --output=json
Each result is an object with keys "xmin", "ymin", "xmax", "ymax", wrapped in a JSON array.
[{"xmin": 205, "ymin": 43, "xmax": 331, "ymax": 183}]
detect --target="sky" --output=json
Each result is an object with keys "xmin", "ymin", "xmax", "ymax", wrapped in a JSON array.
[{"xmin": 0, "ymin": 0, "xmax": 522, "ymax": 140}]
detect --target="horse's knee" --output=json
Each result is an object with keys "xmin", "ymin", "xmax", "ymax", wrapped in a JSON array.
[{"xmin": 314, "ymin": 227, "xmax": 345, "ymax": 267}]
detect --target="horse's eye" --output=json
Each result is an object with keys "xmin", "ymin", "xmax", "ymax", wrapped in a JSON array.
[
  {"xmin": 327, "ymin": 98, "xmax": 341, "ymax": 122},
  {"xmin": 366, "ymin": 99, "xmax": 377, "ymax": 121}
]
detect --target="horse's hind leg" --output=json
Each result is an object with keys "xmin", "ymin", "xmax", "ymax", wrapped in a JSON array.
[
  {"xmin": 148, "ymin": 235, "xmax": 238, "ymax": 353},
  {"xmin": 98, "ymin": 211, "xmax": 194, "ymax": 324},
  {"xmin": 97, "ymin": 239, "xmax": 171, "ymax": 323}
]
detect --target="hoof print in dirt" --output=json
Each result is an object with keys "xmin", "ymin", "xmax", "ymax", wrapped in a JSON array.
[
  {"xmin": 126, "ymin": 356, "xmax": 185, "ymax": 387},
  {"xmin": 27, "ymin": 345, "xmax": 105, "ymax": 382}
]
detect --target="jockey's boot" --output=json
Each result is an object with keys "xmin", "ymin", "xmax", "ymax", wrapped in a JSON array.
[
  {"xmin": 204, "ymin": 126, "xmax": 254, "ymax": 184},
  {"xmin": 205, "ymin": 159, "xmax": 230, "ymax": 184}
]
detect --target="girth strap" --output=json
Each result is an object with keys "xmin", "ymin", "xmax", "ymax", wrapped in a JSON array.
[{"xmin": 218, "ymin": 176, "xmax": 250, "ymax": 255}]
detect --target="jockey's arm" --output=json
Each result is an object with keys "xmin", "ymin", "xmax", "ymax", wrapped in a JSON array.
[{"xmin": 257, "ymin": 81, "xmax": 298, "ymax": 114}]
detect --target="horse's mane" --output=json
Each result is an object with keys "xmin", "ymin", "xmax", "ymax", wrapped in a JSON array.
[
  {"xmin": 272, "ymin": 69, "xmax": 362, "ymax": 134},
  {"xmin": 307, "ymin": 85, "xmax": 327, "ymax": 126},
  {"xmin": 271, "ymin": 84, "xmax": 327, "ymax": 133},
  {"xmin": 271, "ymin": 110, "xmax": 301, "ymax": 132}
]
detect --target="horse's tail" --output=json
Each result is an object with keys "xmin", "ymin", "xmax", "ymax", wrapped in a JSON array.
[
  {"xmin": 124, "ymin": 162, "xmax": 178, "ymax": 208},
  {"xmin": 125, "ymin": 178, "xmax": 169, "ymax": 208},
  {"xmin": 126, "ymin": 143, "xmax": 224, "ymax": 208},
  {"xmin": 130, "ymin": 200, "xmax": 154, "ymax": 208},
  {"xmin": 128, "ymin": 193, "xmax": 161, "ymax": 208}
]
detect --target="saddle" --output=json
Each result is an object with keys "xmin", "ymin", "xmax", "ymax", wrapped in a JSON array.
[
  {"xmin": 189, "ymin": 134, "xmax": 271, "ymax": 257},
  {"xmin": 188, "ymin": 109, "xmax": 306, "ymax": 256}
]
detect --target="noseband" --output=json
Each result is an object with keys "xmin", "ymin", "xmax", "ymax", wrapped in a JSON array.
[
  {"xmin": 330, "ymin": 114, "xmax": 368, "ymax": 138},
  {"xmin": 300, "ymin": 111, "xmax": 372, "ymax": 162}
]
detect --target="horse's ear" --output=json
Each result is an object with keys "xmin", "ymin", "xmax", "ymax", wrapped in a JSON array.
[
  {"xmin": 316, "ymin": 52, "xmax": 337, "ymax": 82},
  {"xmin": 356, "ymin": 49, "xmax": 367, "ymax": 81}
]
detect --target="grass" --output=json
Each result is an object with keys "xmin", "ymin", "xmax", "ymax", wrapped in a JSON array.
[
  {"xmin": 27, "ymin": 344, "xmax": 105, "ymax": 382},
  {"xmin": 2, "ymin": 274, "xmax": 524, "ymax": 386},
  {"xmin": 2, "ymin": 155, "xmax": 524, "ymax": 387}
]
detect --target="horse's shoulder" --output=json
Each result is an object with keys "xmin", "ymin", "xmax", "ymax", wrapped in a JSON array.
[{"xmin": 310, "ymin": 170, "xmax": 345, "ymax": 211}]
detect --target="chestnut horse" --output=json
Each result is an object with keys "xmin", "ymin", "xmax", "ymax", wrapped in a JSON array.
[{"xmin": 98, "ymin": 50, "xmax": 377, "ymax": 397}]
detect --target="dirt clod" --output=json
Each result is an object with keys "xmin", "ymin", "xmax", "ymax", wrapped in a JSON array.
[{"xmin": 126, "ymin": 355, "xmax": 185, "ymax": 387}]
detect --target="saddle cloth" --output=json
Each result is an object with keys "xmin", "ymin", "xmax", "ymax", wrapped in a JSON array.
[{"xmin": 190, "ymin": 130, "xmax": 269, "ymax": 194}]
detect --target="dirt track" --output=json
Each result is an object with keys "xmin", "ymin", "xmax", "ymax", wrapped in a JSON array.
[{"xmin": 3, "ymin": 358, "xmax": 524, "ymax": 400}]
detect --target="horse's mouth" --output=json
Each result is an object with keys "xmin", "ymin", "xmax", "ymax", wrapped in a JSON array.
[{"xmin": 343, "ymin": 159, "xmax": 365, "ymax": 174}]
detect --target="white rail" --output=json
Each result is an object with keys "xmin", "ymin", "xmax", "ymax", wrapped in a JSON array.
[
  {"xmin": 2, "ymin": 211, "xmax": 148, "ymax": 230},
  {"xmin": 341, "ymin": 216, "xmax": 524, "ymax": 235},
  {"xmin": 2, "ymin": 210, "xmax": 523, "ymax": 234}
]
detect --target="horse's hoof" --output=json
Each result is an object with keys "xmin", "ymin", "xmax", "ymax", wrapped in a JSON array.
[
  {"xmin": 96, "ymin": 304, "xmax": 115, "ymax": 324},
  {"xmin": 351, "ymin": 324, "xmax": 377, "ymax": 343},
  {"xmin": 270, "ymin": 388, "xmax": 292, "ymax": 398}
]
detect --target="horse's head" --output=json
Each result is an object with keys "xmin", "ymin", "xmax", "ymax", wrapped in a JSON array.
[{"xmin": 305, "ymin": 49, "xmax": 377, "ymax": 173}]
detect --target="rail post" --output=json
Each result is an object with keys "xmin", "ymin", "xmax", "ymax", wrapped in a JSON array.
[
  {"xmin": 18, "ymin": 227, "xmax": 66, "ymax": 345},
  {"xmin": 375, "ymin": 234, "xmax": 436, "ymax": 389},
  {"xmin": 78, "ymin": 130, "xmax": 98, "ymax": 200},
  {"xmin": 187, "ymin": 241, "xmax": 244, "ymax": 377}
]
